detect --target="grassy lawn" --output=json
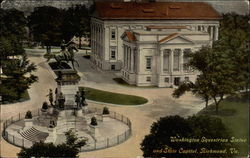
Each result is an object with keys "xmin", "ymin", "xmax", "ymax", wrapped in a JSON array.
[
  {"xmin": 113, "ymin": 78, "xmax": 156, "ymax": 88},
  {"xmin": 79, "ymin": 87, "xmax": 148, "ymax": 105},
  {"xmin": 198, "ymin": 93, "xmax": 249, "ymax": 157},
  {"xmin": 2, "ymin": 90, "xmax": 30, "ymax": 104}
]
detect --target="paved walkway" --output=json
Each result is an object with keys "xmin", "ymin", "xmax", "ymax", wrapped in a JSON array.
[{"xmin": 0, "ymin": 51, "xmax": 205, "ymax": 158}]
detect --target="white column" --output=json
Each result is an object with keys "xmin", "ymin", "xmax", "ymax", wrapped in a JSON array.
[
  {"xmin": 204, "ymin": 26, "xmax": 208, "ymax": 32},
  {"xmin": 160, "ymin": 50, "xmax": 163, "ymax": 74},
  {"xmin": 131, "ymin": 48, "xmax": 134, "ymax": 73},
  {"xmin": 125, "ymin": 46, "xmax": 127, "ymax": 69},
  {"xmin": 214, "ymin": 26, "xmax": 219, "ymax": 41},
  {"xmin": 133, "ymin": 49, "xmax": 136, "ymax": 73},
  {"xmin": 170, "ymin": 49, "xmax": 174, "ymax": 73},
  {"xmin": 126, "ymin": 47, "xmax": 129, "ymax": 70},
  {"xmin": 104, "ymin": 26, "xmax": 110, "ymax": 61},
  {"xmin": 101, "ymin": 27, "xmax": 104, "ymax": 59},
  {"xmin": 158, "ymin": 50, "xmax": 164, "ymax": 87},
  {"xmin": 123, "ymin": 45, "xmax": 126, "ymax": 68},
  {"xmin": 210, "ymin": 26, "xmax": 214, "ymax": 41},
  {"xmin": 128, "ymin": 47, "xmax": 131, "ymax": 71},
  {"xmin": 180, "ymin": 49, "xmax": 183, "ymax": 73},
  {"xmin": 170, "ymin": 49, "xmax": 174, "ymax": 85}
]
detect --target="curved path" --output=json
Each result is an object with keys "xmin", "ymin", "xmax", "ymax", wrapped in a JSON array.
[{"xmin": 0, "ymin": 51, "xmax": 205, "ymax": 158}]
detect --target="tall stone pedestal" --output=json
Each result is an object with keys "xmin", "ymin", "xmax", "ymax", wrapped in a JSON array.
[
  {"xmin": 89, "ymin": 125, "xmax": 100, "ymax": 139},
  {"xmin": 23, "ymin": 119, "xmax": 33, "ymax": 130},
  {"xmin": 58, "ymin": 110, "xmax": 66, "ymax": 117},
  {"xmin": 77, "ymin": 109, "xmax": 83, "ymax": 117},
  {"xmin": 83, "ymin": 106, "xmax": 88, "ymax": 113}
]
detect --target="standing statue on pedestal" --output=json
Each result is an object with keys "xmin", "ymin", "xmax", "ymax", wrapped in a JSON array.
[
  {"xmin": 75, "ymin": 91, "xmax": 81, "ymax": 109},
  {"xmin": 58, "ymin": 92, "xmax": 65, "ymax": 109},
  {"xmin": 46, "ymin": 89, "xmax": 54, "ymax": 106},
  {"xmin": 54, "ymin": 88, "xmax": 58, "ymax": 106},
  {"xmin": 80, "ymin": 89, "xmax": 88, "ymax": 107}
]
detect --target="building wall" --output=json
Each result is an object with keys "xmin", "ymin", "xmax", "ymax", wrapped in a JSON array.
[
  {"xmin": 91, "ymin": 17, "xmax": 219, "ymax": 71},
  {"xmin": 121, "ymin": 31, "xmax": 211, "ymax": 87}
]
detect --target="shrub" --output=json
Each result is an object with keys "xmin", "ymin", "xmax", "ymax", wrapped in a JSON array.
[
  {"xmin": 25, "ymin": 111, "xmax": 32, "ymax": 119},
  {"xmin": 102, "ymin": 106, "xmax": 110, "ymax": 115},
  {"xmin": 90, "ymin": 117, "xmax": 98, "ymax": 126},
  {"xmin": 18, "ymin": 130, "xmax": 86, "ymax": 157},
  {"xmin": 141, "ymin": 115, "xmax": 234, "ymax": 158},
  {"xmin": 42, "ymin": 102, "xmax": 49, "ymax": 110}
]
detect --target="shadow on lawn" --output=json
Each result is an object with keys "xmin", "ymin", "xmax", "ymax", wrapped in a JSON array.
[{"xmin": 199, "ymin": 106, "xmax": 237, "ymax": 116}]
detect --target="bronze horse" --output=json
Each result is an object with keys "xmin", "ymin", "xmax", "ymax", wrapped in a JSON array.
[{"xmin": 48, "ymin": 41, "xmax": 80, "ymax": 70}]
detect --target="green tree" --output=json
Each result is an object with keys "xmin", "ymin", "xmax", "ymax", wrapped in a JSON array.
[
  {"xmin": 218, "ymin": 13, "xmax": 249, "ymax": 91},
  {"xmin": 173, "ymin": 46, "xmax": 237, "ymax": 113},
  {"xmin": 173, "ymin": 13, "xmax": 249, "ymax": 113},
  {"xmin": 0, "ymin": 8, "xmax": 27, "ymax": 39},
  {"xmin": 0, "ymin": 9, "xmax": 37, "ymax": 103},
  {"xmin": 1, "ymin": 56, "xmax": 38, "ymax": 101},
  {"xmin": 28, "ymin": 6, "xmax": 64, "ymax": 53},
  {"xmin": 0, "ymin": 9, "xmax": 26, "ymax": 59},
  {"xmin": 0, "ymin": 35, "xmax": 25, "ymax": 59},
  {"xmin": 62, "ymin": 5, "xmax": 90, "ymax": 47},
  {"xmin": 141, "ymin": 115, "xmax": 234, "ymax": 158},
  {"xmin": 172, "ymin": 78, "xmax": 211, "ymax": 108},
  {"xmin": 18, "ymin": 130, "xmax": 86, "ymax": 158}
]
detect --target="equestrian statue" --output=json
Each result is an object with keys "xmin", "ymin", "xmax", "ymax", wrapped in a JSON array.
[{"xmin": 47, "ymin": 40, "xmax": 80, "ymax": 70}]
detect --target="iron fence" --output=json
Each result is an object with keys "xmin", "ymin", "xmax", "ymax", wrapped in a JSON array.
[
  {"xmin": 2, "ymin": 108, "xmax": 42, "ymax": 148},
  {"xmin": 2, "ymin": 107, "xmax": 132, "ymax": 151},
  {"xmin": 80, "ymin": 107, "xmax": 132, "ymax": 152}
]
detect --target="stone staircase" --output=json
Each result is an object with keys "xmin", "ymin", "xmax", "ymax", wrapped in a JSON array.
[{"xmin": 20, "ymin": 127, "xmax": 49, "ymax": 142}]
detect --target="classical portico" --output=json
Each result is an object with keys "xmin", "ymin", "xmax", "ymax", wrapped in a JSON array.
[{"xmin": 121, "ymin": 28, "xmax": 211, "ymax": 87}]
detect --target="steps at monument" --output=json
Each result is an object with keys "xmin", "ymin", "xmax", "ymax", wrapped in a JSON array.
[{"xmin": 20, "ymin": 127, "xmax": 49, "ymax": 142}]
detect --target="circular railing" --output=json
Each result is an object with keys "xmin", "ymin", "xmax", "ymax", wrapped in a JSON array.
[{"xmin": 2, "ymin": 107, "xmax": 132, "ymax": 152}]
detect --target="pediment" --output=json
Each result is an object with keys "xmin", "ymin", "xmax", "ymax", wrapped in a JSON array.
[
  {"xmin": 159, "ymin": 34, "xmax": 195, "ymax": 44},
  {"xmin": 121, "ymin": 31, "xmax": 137, "ymax": 42},
  {"xmin": 122, "ymin": 36, "xmax": 130, "ymax": 42}
]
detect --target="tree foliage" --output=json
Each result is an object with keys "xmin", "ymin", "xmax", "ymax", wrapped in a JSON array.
[
  {"xmin": 0, "ymin": 9, "xmax": 26, "ymax": 58},
  {"xmin": 0, "ymin": 8, "xmax": 27, "ymax": 40},
  {"xmin": 141, "ymin": 115, "xmax": 234, "ymax": 158},
  {"xmin": 62, "ymin": 4, "xmax": 90, "ymax": 44},
  {"xmin": 172, "ymin": 13, "xmax": 249, "ymax": 113},
  {"xmin": 18, "ymin": 130, "xmax": 86, "ymax": 158},
  {"xmin": 218, "ymin": 13, "xmax": 249, "ymax": 90},
  {"xmin": 28, "ymin": 5, "xmax": 90, "ymax": 51},
  {"xmin": 28, "ymin": 6, "xmax": 64, "ymax": 53},
  {"xmin": 0, "ymin": 56, "xmax": 38, "ymax": 102},
  {"xmin": 0, "ymin": 9, "xmax": 37, "ymax": 103}
]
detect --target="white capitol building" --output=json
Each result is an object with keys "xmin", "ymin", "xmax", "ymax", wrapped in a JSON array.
[{"xmin": 90, "ymin": 1, "xmax": 221, "ymax": 87}]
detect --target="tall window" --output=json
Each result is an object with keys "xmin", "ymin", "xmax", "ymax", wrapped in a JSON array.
[
  {"xmin": 146, "ymin": 56, "xmax": 152, "ymax": 70},
  {"xmin": 163, "ymin": 49, "xmax": 170, "ymax": 71},
  {"xmin": 111, "ymin": 29, "xmax": 116, "ymax": 40},
  {"xmin": 110, "ymin": 47, "xmax": 116, "ymax": 59},
  {"xmin": 173, "ymin": 49, "xmax": 180, "ymax": 71},
  {"xmin": 183, "ymin": 49, "xmax": 191, "ymax": 71}
]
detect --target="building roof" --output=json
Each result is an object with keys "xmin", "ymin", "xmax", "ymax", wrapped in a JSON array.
[
  {"xmin": 132, "ymin": 29, "xmax": 207, "ymax": 35},
  {"xmin": 159, "ymin": 33, "xmax": 179, "ymax": 43},
  {"xmin": 146, "ymin": 25, "xmax": 188, "ymax": 29},
  {"xmin": 123, "ymin": 31, "xmax": 137, "ymax": 42},
  {"xmin": 94, "ymin": 2, "xmax": 221, "ymax": 20}
]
